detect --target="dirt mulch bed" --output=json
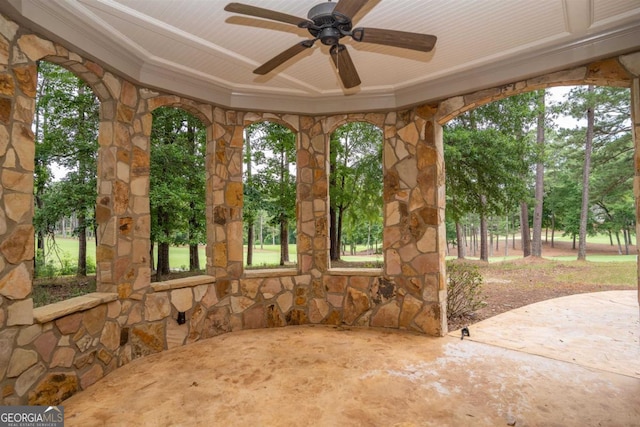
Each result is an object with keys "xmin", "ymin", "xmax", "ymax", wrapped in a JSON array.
[{"xmin": 447, "ymin": 239, "xmax": 637, "ymax": 331}]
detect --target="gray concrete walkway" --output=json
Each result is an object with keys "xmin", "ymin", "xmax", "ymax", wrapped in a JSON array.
[{"xmin": 63, "ymin": 291, "xmax": 640, "ymax": 426}]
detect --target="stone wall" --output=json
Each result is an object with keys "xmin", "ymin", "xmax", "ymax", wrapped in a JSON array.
[{"xmin": 0, "ymin": 11, "xmax": 638, "ymax": 406}]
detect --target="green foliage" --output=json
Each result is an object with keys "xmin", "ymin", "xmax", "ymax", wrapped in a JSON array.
[
  {"xmin": 150, "ymin": 107, "xmax": 206, "ymax": 270},
  {"xmin": 34, "ymin": 61, "xmax": 99, "ymax": 276},
  {"xmin": 546, "ymin": 86, "xmax": 633, "ymax": 244},
  {"xmin": 447, "ymin": 86, "xmax": 634, "ymax": 259},
  {"xmin": 446, "ymin": 261, "xmax": 486, "ymax": 320},
  {"xmin": 329, "ymin": 122, "xmax": 383, "ymax": 258},
  {"xmin": 445, "ymin": 92, "xmax": 540, "ymax": 226},
  {"xmin": 243, "ymin": 121, "xmax": 297, "ymax": 264},
  {"xmin": 245, "ymin": 121, "xmax": 297, "ymax": 228},
  {"xmin": 35, "ymin": 248, "xmax": 96, "ymax": 279}
]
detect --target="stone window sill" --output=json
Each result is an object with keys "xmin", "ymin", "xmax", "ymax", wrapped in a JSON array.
[
  {"xmin": 328, "ymin": 268, "xmax": 382, "ymax": 276},
  {"xmin": 33, "ymin": 292, "xmax": 118, "ymax": 324},
  {"xmin": 151, "ymin": 275, "xmax": 216, "ymax": 292},
  {"xmin": 243, "ymin": 268, "xmax": 298, "ymax": 279}
]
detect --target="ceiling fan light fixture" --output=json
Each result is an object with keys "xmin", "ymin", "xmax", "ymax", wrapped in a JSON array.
[{"xmin": 319, "ymin": 27, "xmax": 341, "ymax": 46}]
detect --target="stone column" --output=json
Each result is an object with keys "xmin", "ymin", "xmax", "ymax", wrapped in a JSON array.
[
  {"xmin": 631, "ymin": 76, "xmax": 640, "ymax": 304},
  {"xmin": 297, "ymin": 116, "xmax": 329, "ymax": 275},
  {"xmin": 95, "ymin": 79, "xmax": 150, "ymax": 296},
  {"xmin": 617, "ymin": 52, "xmax": 640, "ymax": 304},
  {"xmin": 382, "ymin": 108, "xmax": 447, "ymax": 336},
  {"xmin": 0, "ymin": 20, "xmax": 37, "ymax": 327},
  {"xmin": 207, "ymin": 108, "xmax": 243, "ymax": 281}
]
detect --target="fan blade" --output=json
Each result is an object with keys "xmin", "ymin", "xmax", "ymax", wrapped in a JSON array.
[
  {"xmin": 225, "ymin": 3, "xmax": 312, "ymax": 26},
  {"xmin": 333, "ymin": 0, "xmax": 369, "ymax": 19},
  {"xmin": 353, "ymin": 27, "xmax": 437, "ymax": 52},
  {"xmin": 254, "ymin": 42, "xmax": 312, "ymax": 75},
  {"xmin": 330, "ymin": 45, "xmax": 361, "ymax": 89}
]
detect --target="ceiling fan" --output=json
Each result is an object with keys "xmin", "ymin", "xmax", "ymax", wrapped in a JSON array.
[{"xmin": 224, "ymin": 0, "xmax": 437, "ymax": 89}]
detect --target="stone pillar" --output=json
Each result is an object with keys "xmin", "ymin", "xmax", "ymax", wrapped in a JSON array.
[
  {"xmin": 631, "ymin": 77, "xmax": 640, "ymax": 304},
  {"xmin": 382, "ymin": 108, "xmax": 447, "ymax": 336},
  {"xmin": 617, "ymin": 52, "xmax": 640, "ymax": 304},
  {"xmin": 207, "ymin": 108, "xmax": 243, "ymax": 280},
  {"xmin": 0, "ymin": 18, "xmax": 37, "ymax": 327},
  {"xmin": 95, "ymin": 79, "xmax": 150, "ymax": 296},
  {"xmin": 297, "ymin": 116, "xmax": 329, "ymax": 275}
]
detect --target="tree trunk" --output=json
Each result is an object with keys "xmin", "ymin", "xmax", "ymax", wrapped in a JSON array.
[
  {"xmin": 480, "ymin": 214, "xmax": 489, "ymax": 262},
  {"xmin": 189, "ymin": 244, "xmax": 199, "ymax": 271},
  {"xmin": 615, "ymin": 231, "xmax": 623, "ymax": 254},
  {"xmin": 36, "ymin": 205, "xmax": 45, "ymax": 272},
  {"xmin": 259, "ymin": 213, "xmax": 264, "ymax": 250},
  {"xmin": 155, "ymin": 244, "xmax": 162, "ymax": 281},
  {"xmin": 624, "ymin": 228, "xmax": 630, "ymax": 255},
  {"xmin": 551, "ymin": 214, "xmax": 555, "ymax": 248},
  {"xmin": 478, "ymin": 195, "xmax": 488, "ymax": 261},
  {"xmin": 531, "ymin": 90, "xmax": 546, "ymax": 257},
  {"xmin": 577, "ymin": 85, "xmax": 595, "ymax": 261},
  {"xmin": 77, "ymin": 211, "xmax": 87, "ymax": 276},
  {"xmin": 489, "ymin": 231, "xmax": 494, "ymax": 257},
  {"xmin": 279, "ymin": 216, "xmax": 289, "ymax": 265},
  {"xmin": 455, "ymin": 222, "xmax": 466, "ymax": 259},
  {"xmin": 337, "ymin": 206, "xmax": 344, "ymax": 257},
  {"xmin": 149, "ymin": 241, "xmax": 155, "ymax": 271},
  {"xmin": 504, "ymin": 215, "xmax": 509, "ymax": 257},
  {"xmin": 520, "ymin": 202, "xmax": 531, "ymax": 257},
  {"xmin": 156, "ymin": 209, "xmax": 171, "ymax": 280},
  {"xmin": 188, "ymin": 200, "xmax": 200, "ymax": 271},
  {"xmin": 246, "ymin": 221, "xmax": 254, "ymax": 266},
  {"xmin": 156, "ymin": 242, "xmax": 170, "ymax": 279},
  {"xmin": 330, "ymin": 207, "xmax": 339, "ymax": 261}
]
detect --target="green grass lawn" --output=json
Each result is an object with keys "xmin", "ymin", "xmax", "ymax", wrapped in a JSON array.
[
  {"xmin": 478, "ymin": 259, "xmax": 637, "ymax": 287},
  {"xmin": 43, "ymin": 234, "xmax": 635, "ymax": 275},
  {"xmin": 42, "ymin": 238, "xmax": 384, "ymax": 272},
  {"xmin": 549, "ymin": 232, "xmax": 635, "ymax": 246}
]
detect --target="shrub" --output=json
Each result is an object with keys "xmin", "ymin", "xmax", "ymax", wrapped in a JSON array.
[
  {"xmin": 446, "ymin": 261, "xmax": 486, "ymax": 320},
  {"xmin": 35, "ymin": 250, "xmax": 59, "ymax": 278},
  {"xmin": 86, "ymin": 256, "xmax": 97, "ymax": 274}
]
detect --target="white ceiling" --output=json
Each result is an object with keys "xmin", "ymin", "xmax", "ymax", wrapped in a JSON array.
[{"xmin": 3, "ymin": 0, "xmax": 640, "ymax": 114}]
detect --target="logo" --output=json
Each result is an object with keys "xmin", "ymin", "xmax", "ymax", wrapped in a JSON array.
[{"xmin": 0, "ymin": 406, "xmax": 64, "ymax": 427}]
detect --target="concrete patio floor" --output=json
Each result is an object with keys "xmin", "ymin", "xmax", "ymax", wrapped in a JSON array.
[{"xmin": 63, "ymin": 291, "xmax": 640, "ymax": 426}]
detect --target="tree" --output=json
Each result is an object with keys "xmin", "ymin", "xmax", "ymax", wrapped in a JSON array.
[
  {"xmin": 150, "ymin": 107, "xmax": 206, "ymax": 279},
  {"xmin": 243, "ymin": 124, "xmax": 270, "ymax": 266},
  {"xmin": 248, "ymin": 122, "xmax": 297, "ymax": 266},
  {"xmin": 577, "ymin": 86, "xmax": 595, "ymax": 260},
  {"xmin": 445, "ymin": 92, "xmax": 539, "ymax": 261},
  {"xmin": 34, "ymin": 61, "xmax": 99, "ymax": 276},
  {"xmin": 329, "ymin": 122, "xmax": 383, "ymax": 262},
  {"xmin": 445, "ymin": 126, "xmax": 529, "ymax": 260},
  {"xmin": 531, "ymin": 90, "xmax": 547, "ymax": 257},
  {"xmin": 551, "ymin": 85, "xmax": 632, "ymax": 259}
]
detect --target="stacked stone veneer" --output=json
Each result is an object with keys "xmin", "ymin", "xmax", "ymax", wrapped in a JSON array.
[{"xmin": 0, "ymin": 12, "xmax": 638, "ymax": 406}]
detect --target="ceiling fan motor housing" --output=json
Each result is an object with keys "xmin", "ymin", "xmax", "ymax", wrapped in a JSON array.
[{"xmin": 307, "ymin": 2, "xmax": 352, "ymax": 46}]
